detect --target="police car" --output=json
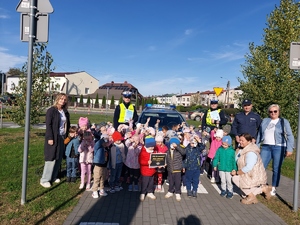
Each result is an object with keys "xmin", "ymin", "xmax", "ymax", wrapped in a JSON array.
[{"xmin": 137, "ymin": 104, "xmax": 187, "ymax": 129}]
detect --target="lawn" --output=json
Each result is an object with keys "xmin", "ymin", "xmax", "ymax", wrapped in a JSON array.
[{"xmin": 0, "ymin": 113, "xmax": 299, "ymax": 224}]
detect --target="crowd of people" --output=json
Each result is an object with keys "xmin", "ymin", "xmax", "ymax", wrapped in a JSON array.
[{"xmin": 39, "ymin": 92, "xmax": 295, "ymax": 205}]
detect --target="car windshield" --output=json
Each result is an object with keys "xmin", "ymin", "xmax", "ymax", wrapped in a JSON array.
[{"xmin": 139, "ymin": 112, "xmax": 185, "ymax": 129}]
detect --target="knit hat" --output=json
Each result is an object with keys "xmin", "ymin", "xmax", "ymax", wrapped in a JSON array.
[
  {"xmin": 222, "ymin": 135, "xmax": 232, "ymax": 146},
  {"xmin": 145, "ymin": 136, "xmax": 156, "ymax": 148},
  {"xmin": 182, "ymin": 128, "xmax": 190, "ymax": 133},
  {"xmin": 214, "ymin": 129, "xmax": 224, "ymax": 138},
  {"xmin": 112, "ymin": 131, "xmax": 123, "ymax": 142},
  {"xmin": 147, "ymin": 127, "xmax": 156, "ymax": 136},
  {"xmin": 78, "ymin": 117, "xmax": 88, "ymax": 127},
  {"xmin": 169, "ymin": 137, "xmax": 181, "ymax": 145},
  {"xmin": 155, "ymin": 134, "xmax": 164, "ymax": 142},
  {"xmin": 222, "ymin": 124, "xmax": 231, "ymax": 134}
]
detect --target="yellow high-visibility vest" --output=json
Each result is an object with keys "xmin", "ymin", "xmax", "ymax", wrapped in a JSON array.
[
  {"xmin": 118, "ymin": 103, "xmax": 134, "ymax": 123},
  {"xmin": 206, "ymin": 109, "xmax": 221, "ymax": 127}
]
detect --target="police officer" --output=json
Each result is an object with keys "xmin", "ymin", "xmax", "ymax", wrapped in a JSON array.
[
  {"xmin": 231, "ymin": 99, "xmax": 262, "ymax": 146},
  {"xmin": 201, "ymin": 99, "xmax": 228, "ymax": 131},
  {"xmin": 113, "ymin": 91, "xmax": 138, "ymax": 130}
]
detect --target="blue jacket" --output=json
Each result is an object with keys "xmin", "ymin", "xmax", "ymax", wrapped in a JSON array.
[
  {"xmin": 65, "ymin": 136, "xmax": 80, "ymax": 157},
  {"xmin": 231, "ymin": 111, "xmax": 261, "ymax": 139},
  {"xmin": 256, "ymin": 117, "xmax": 294, "ymax": 152},
  {"xmin": 183, "ymin": 143, "xmax": 205, "ymax": 170},
  {"xmin": 93, "ymin": 139, "xmax": 109, "ymax": 165}
]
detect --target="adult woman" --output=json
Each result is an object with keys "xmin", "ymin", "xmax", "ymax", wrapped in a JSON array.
[
  {"xmin": 256, "ymin": 104, "xmax": 294, "ymax": 196},
  {"xmin": 40, "ymin": 93, "xmax": 70, "ymax": 188},
  {"xmin": 232, "ymin": 133, "xmax": 271, "ymax": 204}
]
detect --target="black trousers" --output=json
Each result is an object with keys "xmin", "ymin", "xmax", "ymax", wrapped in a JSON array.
[
  {"xmin": 168, "ymin": 172, "xmax": 182, "ymax": 194},
  {"xmin": 141, "ymin": 175, "xmax": 154, "ymax": 194}
]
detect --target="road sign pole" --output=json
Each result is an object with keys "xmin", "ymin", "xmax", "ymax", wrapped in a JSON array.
[
  {"xmin": 293, "ymin": 96, "xmax": 300, "ymax": 211},
  {"xmin": 21, "ymin": 0, "xmax": 36, "ymax": 205}
]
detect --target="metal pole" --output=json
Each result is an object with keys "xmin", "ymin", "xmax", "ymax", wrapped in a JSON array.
[
  {"xmin": 106, "ymin": 87, "xmax": 108, "ymax": 115},
  {"xmin": 227, "ymin": 81, "xmax": 230, "ymax": 107},
  {"xmin": 21, "ymin": 0, "xmax": 36, "ymax": 205},
  {"xmin": 293, "ymin": 96, "xmax": 300, "ymax": 211},
  {"xmin": 1, "ymin": 73, "xmax": 4, "ymax": 95}
]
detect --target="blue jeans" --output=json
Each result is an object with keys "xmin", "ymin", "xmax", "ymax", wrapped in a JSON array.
[
  {"xmin": 260, "ymin": 144, "xmax": 286, "ymax": 187},
  {"xmin": 109, "ymin": 162, "xmax": 123, "ymax": 187},
  {"xmin": 185, "ymin": 169, "xmax": 201, "ymax": 191},
  {"xmin": 66, "ymin": 157, "xmax": 79, "ymax": 178}
]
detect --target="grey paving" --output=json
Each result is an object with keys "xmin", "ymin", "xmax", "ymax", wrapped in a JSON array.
[{"xmin": 63, "ymin": 171, "xmax": 297, "ymax": 225}]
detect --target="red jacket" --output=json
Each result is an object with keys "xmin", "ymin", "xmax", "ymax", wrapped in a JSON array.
[
  {"xmin": 154, "ymin": 144, "xmax": 168, "ymax": 153},
  {"xmin": 139, "ymin": 146, "xmax": 156, "ymax": 176}
]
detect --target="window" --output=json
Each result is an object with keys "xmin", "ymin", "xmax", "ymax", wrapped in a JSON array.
[
  {"xmin": 187, "ymin": 98, "xmax": 189, "ymax": 101},
  {"xmin": 183, "ymin": 98, "xmax": 185, "ymax": 101},
  {"xmin": 85, "ymin": 88, "xmax": 90, "ymax": 94}
]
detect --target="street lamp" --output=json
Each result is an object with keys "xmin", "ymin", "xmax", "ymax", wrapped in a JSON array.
[{"xmin": 220, "ymin": 76, "xmax": 230, "ymax": 108}]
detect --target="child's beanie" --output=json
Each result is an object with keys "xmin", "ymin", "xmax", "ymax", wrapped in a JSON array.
[
  {"xmin": 78, "ymin": 117, "xmax": 88, "ymax": 127},
  {"xmin": 155, "ymin": 134, "xmax": 164, "ymax": 142},
  {"xmin": 222, "ymin": 135, "xmax": 232, "ymax": 146},
  {"xmin": 222, "ymin": 124, "xmax": 231, "ymax": 134},
  {"xmin": 169, "ymin": 136, "xmax": 181, "ymax": 145},
  {"xmin": 145, "ymin": 136, "xmax": 156, "ymax": 148},
  {"xmin": 112, "ymin": 131, "xmax": 123, "ymax": 142},
  {"xmin": 215, "ymin": 129, "xmax": 224, "ymax": 138}
]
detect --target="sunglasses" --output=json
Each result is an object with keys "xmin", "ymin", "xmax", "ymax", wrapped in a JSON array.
[{"xmin": 269, "ymin": 110, "xmax": 278, "ymax": 114}]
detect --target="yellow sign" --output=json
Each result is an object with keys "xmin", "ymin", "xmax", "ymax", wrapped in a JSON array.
[{"xmin": 213, "ymin": 87, "xmax": 223, "ymax": 97}]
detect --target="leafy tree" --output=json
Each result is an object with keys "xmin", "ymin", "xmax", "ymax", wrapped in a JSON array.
[
  {"xmin": 238, "ymin": 0, "xmax": 300, "ymax": 134},
  {"xmin": 6, "ymin": 44, "xmax": 53, "ymax": 126},
  {"xmin": 119, "ymin": 96, "xmax": 123, "ymax": 105},
  {"xmin": 102, "ymin": 95, "xmax": 106, "ymax": 108},
  {"xmin": 79, "ymin": 94, "xmax": 83, "ymax": 106},
  {"xmin": 110, "ymin": 95, "xmax": 115, "ymax": 109},
  {"xmin": 71, "ymin": 96, "xmax": 75, "ymax": 103}
]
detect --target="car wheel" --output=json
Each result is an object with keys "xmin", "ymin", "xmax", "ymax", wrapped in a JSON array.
[{"xmin": 195, "ymin": 116, "xmax": 201, "ymax": 122}]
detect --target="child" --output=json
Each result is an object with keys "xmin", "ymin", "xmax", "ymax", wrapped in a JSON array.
[
  {"xmin": 78, "ymin": 131, "xmax": 95, "ymax": 190},
  {"xmin": 109, "ymin": 131, "xmax": 126, "ymax": 193},
  {"xmin": 207, "ymin": 128, "xmax": 223, "ymax": 183},
  {"xmin": 165, "ymin": 137, "xmax": 186, "ymax": 201},
  {"xmin": 125, "ymin": 134, "xmax": 142, "ymax": 192},
  {"xmin": 153, "ymin": 134, "xmax": 168, "ymax": 192},
  {"xmin": 139, "ymin": 136, "xmax": 157, "ymax": 201},
  {"xmin": 64, "ymin": 126, "xmax": 80, "ymax": 183},
  {"xmin": 183, "ymin": 135, "xmax": 205, "ymax": 198},
  {"xmin": 91, "ymin": 134, "xmax": 110, "ymax": 198},
  {"xmin": 212, "ymin": 135, "xmax": 237, "ymax": 199},
  {"xmin": 78, "ymin": 117, "xmax": 90, "ymax": 141}
]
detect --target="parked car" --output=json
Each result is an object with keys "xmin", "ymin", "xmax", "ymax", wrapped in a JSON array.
[
  {"xmin": 190, "ymin": 108, "xmax": 207, "ymax": 121},
  {"xmin": 137, "ymin": 104, "xmax": 187, "ymax": 130}
]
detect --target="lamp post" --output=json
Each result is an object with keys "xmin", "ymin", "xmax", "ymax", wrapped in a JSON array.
[{"xmin": 220, "ymin": 76, "xmax": 230, "ymax": 108}]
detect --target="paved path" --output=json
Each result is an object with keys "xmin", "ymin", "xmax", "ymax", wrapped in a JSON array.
[{"xmin": 63, "ymin": 170, "xmax": 298, "ymax": 225}]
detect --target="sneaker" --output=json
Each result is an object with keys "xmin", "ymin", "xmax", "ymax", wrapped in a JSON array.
[
  {"xmin": 109, "ymin": 187, "xmax": 115, "ymax": 194},
  {"xmin": 86, "ymin": 183, "xmax": 91, "ymax": 190},
  {"xmin": 118, "ymin": 186, "xmax": 123, "ymax": 191},
  {"xmin": 40, "ymin": 182, "xmax": 51, "ymax": 188},
  {"xmin": 192, "ymin": 191, "xmax": 197, "ymax": 198},
  {"xmin": 271, "ymin": 187, "xmax": 276, "ymax": 196},
  {"xmin": 71, "ymin": 177, "xmax": 76, "ymax": 183},
  {"xmin": 165, "ymin": 192, "xmax": 173, "ymax": 198},
  {"xmin": 115, "ymin": 186, "xmax": 120, "ymax": 191},
  {"xmin": 147, "ymin": 193, "xmax": 156, "ymax": 200},
  {"xmin": 79, "ymin": 183, "xmax": 84, "ymax": 189},
  {"xmin": 226, "ymin": 192, "xmax": 233, "ymax": 199},
  {"xmin": 92, "ymin": 191, "xmax": 99, "ymax": 199},
  {"xmin": 66, "ymin": 177, "xmax": 71, "ymax": 183},
  {"xmin": 54, "ymin": 178, "xmax": 61, "ymax": 183},
  {"xmin": 220, "ymin": 190, "xmax": 226, "ymax": 197},
  {"xmin": 140, "ymin": 194, "xmax": 145, "ymax": 201},
  {"xmin": 187, "ymin": 190, "xmax": 192, "ymax": 197},
  {"xmin": 165, "ymin": 180, "xmax": 169, "ymax": 185},
  {"xmin": 133, "ymin": 185, "xmax": 139, "ymax": 192},
  {"xmin": 128, "ymin": 185, "xmax": 133, "ymax": 191},
  {"xmin": 211, "ymin": 177, "xmax": 216, "ymax": 183},
  {"xmin": 99, "ymin": 189, "xmax": 108, "ymax": 196},
  {"xmin": 175, "ymin": 194, "xmax": 181, "ymax": 201}
]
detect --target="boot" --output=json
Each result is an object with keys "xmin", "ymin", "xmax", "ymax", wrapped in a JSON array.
[
  {"xmin": 187, "ymin": 190, "xmax": 192, "ymax": 197},
  {"xmin": 241, "ymin": 193, "xmax": 258, "ymax": 204},
  {"xmin": 192, "ymin": 190, "xmax": 197, "ymax": 198},
  {"xmin": 261, "ymin": 184, "xmax": 272, "ymax": 200}
]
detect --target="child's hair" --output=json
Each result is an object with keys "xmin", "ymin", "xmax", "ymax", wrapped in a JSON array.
[
  {"xmin": 69, "ymin": 126, "xmax": 77, "ymax": 133},
  {"xmin": 162, "ymin": 126, "xmax": 168, "ymax": 131}
]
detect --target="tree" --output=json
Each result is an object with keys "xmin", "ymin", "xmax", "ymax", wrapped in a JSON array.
[
  {"xmin": 94, "ymin": 93, "xmax": 99, "ymax": 108},
  {"xmin": 238, "ymin": 0, "xmax": 300, "ymax": 134},
  {"xmin": 110, "ymin": 95, "xmax": 115, "ymax": 109},
  {"xmin": 6, "ymin": 44, "xmax": 53, "ymax": 126},
  {"xmin": 102, "ymin": 95, "xmax": 106, "ymax": 108},
  {"xmin": 87, "ymin": 95, "xmax": 91, "ymax": 106},
  {"xmin": 71, "ymin": 96, "xmax": 75, "ymax": 106},
  {"xmin": 79, "ymin": 94, "xmax": 83, "ymax": 107},
  {"xmin": 119, "ymin": 96, "xmax": 123, "ymax": 105}
]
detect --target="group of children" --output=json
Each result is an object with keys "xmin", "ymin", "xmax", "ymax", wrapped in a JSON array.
[{"xmin": 63, "ymin": 116, "xmax": 237, "ymax": 201}]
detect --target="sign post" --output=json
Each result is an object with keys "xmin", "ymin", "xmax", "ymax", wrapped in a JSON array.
[
  {"xmin": 16, "ymin": 0, "xmax": 54, "ymax": 205},
  {"xmin": 213, "ymin": 87, "xmax": 223, "ymax": 97}
]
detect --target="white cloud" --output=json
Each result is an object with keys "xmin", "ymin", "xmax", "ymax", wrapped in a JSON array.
[
  {"xmin": 185, "ymin": 29, "xmax": 193, "ymax": 35},
  {"xmin": 0, "ymin": 48, "xmax": 27, "ymax": 72}
]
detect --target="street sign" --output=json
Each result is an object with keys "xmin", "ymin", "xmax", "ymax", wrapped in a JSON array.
[
  {"xmin": 16, "ymin": 0, "xmax": 54, "ymax": 13},
  {"xmin": 213, "ymin": 87, "xmax": 223, "ymax": 97},
  {"xmin": 290, "ymin": 42, "xmax": 300, "ymax": 69},
  {"xmin": 20, "ymin": 13, "xmax": 49, "ymax": 42}
]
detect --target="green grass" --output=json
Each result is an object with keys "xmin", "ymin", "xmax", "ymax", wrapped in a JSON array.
[{"xmin": 0, "ymin": 114, "xmax": 299, "ymax": 224}]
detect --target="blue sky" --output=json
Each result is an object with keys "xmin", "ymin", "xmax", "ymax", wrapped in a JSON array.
[{"xmin": 0, "ymin": 0, "xmax": 280, "ymax": 96}]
